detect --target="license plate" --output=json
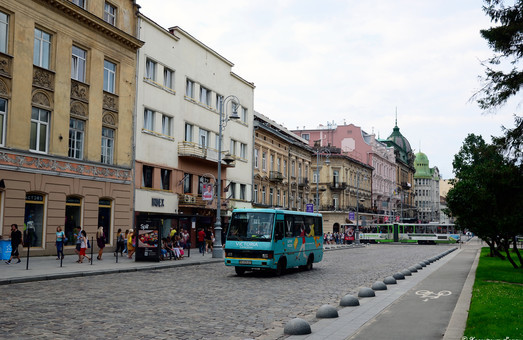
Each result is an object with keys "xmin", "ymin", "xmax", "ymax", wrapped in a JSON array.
[{"xmin": 239, "ymin": 260, "xmax": 252, "ymax": 265}]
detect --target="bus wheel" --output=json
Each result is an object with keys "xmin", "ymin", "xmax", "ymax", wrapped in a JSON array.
[
  {"xmin": 275, "ymin": 258, "xmax": 286, "ymax": 276},
  {"xmin": 235, "ymin": 267, "xmax": 246, "ymax": 276},
  {"xmin": 305, "ymin": 255, "xmax": 314, "ymax": 271}
]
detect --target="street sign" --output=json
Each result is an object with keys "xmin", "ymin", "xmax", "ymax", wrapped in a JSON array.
[
  {"xmin": 349, "ymin": 211, "xmax": 355, "ymax": 220},
  {"xmin": 306, "ymin": 204, "xmax": 314, "ymax": 213}
]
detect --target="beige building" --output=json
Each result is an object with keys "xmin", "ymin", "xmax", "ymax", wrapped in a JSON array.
[
  {"xmin": 0, "ymin": 0, "xmax": 142, "ymax": 254},
  {"xmin": 312, "ymin": 148, "xmax": 373, "ymax": 233},
  {"xmin": 253, "ymin": 112, "xmax": 313, "ymax": 211}
]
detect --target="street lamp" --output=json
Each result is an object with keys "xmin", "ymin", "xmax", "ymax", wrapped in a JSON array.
[
  {"xmin": 314, "ymin": 146, "xmax": 331, "ymax": 213},
  {"xmin": 355, "ymin": 171, "xmax": 366, "ymax": 238},
  {"xmin": 213, "ymin": 95, "xmax": 240, "ymax": 258}
]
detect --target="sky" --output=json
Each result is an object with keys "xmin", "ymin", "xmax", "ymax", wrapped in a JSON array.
[{"xmin": 137, "ymin": 0, "xmax": 521, "ymax": 179}]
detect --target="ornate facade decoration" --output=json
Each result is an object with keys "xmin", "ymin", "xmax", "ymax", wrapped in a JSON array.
[
  {"xmin": 32, "ymin": 67, "xmax": 55, "ymax": 90},
  {"xmin": 0, "ymin": 53, "xmax": 11, "ymax": 76},
  {"xmin": 70, "ymin": 101, "xmax": 88, "ymax": 118},
  {"xmin": 0, "ymin": 78, "xmax": 9, "ymax": 97},
  {"xmin": 102, "ymin": 111, "xmax": 117, "ymax": 127},
  {"xmin": 103, "ymin": 92, "xmax": 118, "ymax": 112},
  {"xmin": 71, "ymin": 80, "xmax": 89, "ymax": 102},
  {"xmin": 31, "ymin": 90, "xmax": 52, "ymax": 109}
]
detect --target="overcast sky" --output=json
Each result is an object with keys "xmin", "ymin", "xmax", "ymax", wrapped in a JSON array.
[{"xmin": 137, "ymin": 0, "xmax": 521, "ymax": 179}]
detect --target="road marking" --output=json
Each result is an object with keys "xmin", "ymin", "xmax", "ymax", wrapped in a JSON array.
[{"xmin": 415, "ymin": 290, "xmax": 452, "ymax": 302}]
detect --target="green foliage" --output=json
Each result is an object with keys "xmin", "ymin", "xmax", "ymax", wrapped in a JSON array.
[
  {"xmin": 476, "ymin": 0, "xmax": 523, "ymax": 110},
  {"xmin": 464, "ymin": 248, "xmax": 523, "ymax": 339}
]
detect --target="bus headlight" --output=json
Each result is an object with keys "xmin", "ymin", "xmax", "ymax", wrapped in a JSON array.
[{"xmin": 262, "ymin": 252, "xmax": 274, "ymax": 259}]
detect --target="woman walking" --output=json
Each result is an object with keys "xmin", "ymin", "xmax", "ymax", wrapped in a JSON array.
[
  {"xmin": 77, "ymin": 230, "xmax": 90, "ymax": 263},
  {"xmin": 56, "ymin": 226, "xmax": 66, "ymax": 260},
  {"xmin": 127, "ymin": 229, "xmax": 135, "ymax": 259},
  {"xmin": 115, "ymin": 228, "xmax": 125, "ymax": 256},
  {"xmin": 96, "ymin": 226, "xmax": 105, "ymax": 260}
]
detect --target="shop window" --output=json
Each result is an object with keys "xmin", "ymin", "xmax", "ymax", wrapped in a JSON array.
[
  {"xmin": 98, "ymin": 198, "xmax": 112, "ymax": 244},
  {"xmin": 65, "ymin": 196, "xmax": 82, "ymax": 246},
  {"xmin": 24, "ymin": 193, "xmax": 45, "ymax": 247}
]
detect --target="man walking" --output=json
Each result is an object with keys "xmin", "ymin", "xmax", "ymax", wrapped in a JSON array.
[{"xmin": 5, "ymin": 224, "xmax": 22, "ymax": 264}]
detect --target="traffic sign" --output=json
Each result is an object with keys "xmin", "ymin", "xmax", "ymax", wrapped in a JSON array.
[{"xmin": 306, "ymin": 204, "xmax": 314, "ymax": 213}]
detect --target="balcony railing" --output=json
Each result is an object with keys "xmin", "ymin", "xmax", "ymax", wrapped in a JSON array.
[
  {"xmin": 298, "ymin": 177, "xmax": 308, "ymax": 186},
  {"xmin": 329, "ymin": 182, "xmax": 347, "ymax": 190},
  {"xmin": 269, "ymin": 171, "xmax": 283, "ymax": 182},
  {"xmin": 178, "ymin": 141, "xmax": 231, "ymax": 165}
]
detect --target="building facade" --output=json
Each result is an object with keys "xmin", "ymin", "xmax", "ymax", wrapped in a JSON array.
[
  {"xmin": 380, "ymin": 120, "xmax": 416, "ymax": 222},
  {"xmin": 134, "ymin": 17, "xmax": 254, "ymax": 244},
  {"xmin": 253, "ymin": 112, "xmax": 312, "ymax": 211},
  {"xmin": 0, "ymin": 0, "xmax": 142, "ymax": 254},
  {"xmin": 414, "ymin": 151, "xmax": 440, "ymax": 223}
]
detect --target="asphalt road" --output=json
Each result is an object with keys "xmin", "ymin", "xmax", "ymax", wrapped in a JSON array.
[{"xmin": 0, "ymin": 244, "xmax": 454, "ymax": 339}]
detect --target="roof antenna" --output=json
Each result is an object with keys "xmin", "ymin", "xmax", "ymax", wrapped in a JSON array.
[{"xmin": 395, "ymin": 107, "xmax": 398, "ymax": 126}]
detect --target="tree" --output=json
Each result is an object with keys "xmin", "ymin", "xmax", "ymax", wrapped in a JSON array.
[
  {"xmin": 476, "ymin": 0, "xmax": 523, "ymax": 110},
  {"xmin": 447, "ymin": 134, "xmax": 522, "ymax": 268}
]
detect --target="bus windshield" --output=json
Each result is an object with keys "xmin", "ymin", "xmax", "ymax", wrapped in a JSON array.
[{"xmin": 227, "ymin": 212, "xmax": 274, "ymax": 242}]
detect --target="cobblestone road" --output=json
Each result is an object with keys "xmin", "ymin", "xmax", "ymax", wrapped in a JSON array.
[{"xmin": 0, "ymin": 244, "xmax": 452, "ymax": 340}]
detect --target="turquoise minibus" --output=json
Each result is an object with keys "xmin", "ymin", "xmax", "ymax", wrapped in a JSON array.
[{"xmin": 224, "ymin": 208, "xmax": 324, "ymax": 276}]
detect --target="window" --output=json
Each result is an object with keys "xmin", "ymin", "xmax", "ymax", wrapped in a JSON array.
[
  {"xmin": 254, "ymin": 149, "xmax": 259, "ymax": 168},
  {"xmin": 101, "ymin": 127, "xmax": 114, "ymax": 164},
  {"xmin": 301, "ymin": 133, "xmax": 310, "ymax": 141},
  {"xmin": 24, "ymin": 193, "xmax": 45, "ymax": 247},
  {"xmin": 253, "ymin": 184, "xmax": 258, "ymax": 203},
  {"xmin": 240, "ymin": 143, "xmax": 247, "ymax": 159},
  {"xmin": 65, "ymin": 196, "xmax": 82, "ymax": 246},
  {"xmin": 185, "ymin": 123, "xmax": 193, "ymax": 142},
  {"xmin": 186, "ymin": 79, "xmax": 194, "ymax": 98},
  {"xmin": 199, "ymin": 128, "xmax": 209, "ymax": 147},
  {"xmin": 313, "ymin": 172, "xmax": 319, "ymax": 184},
  {"xmin": 216, "ymin": 94, "xmax": 223, "ymax": 110},
  {"xmin": 240, "ymin": 184, "xmax": 246, "ymax": 200},
  {"xmin": 34, "ymin": 28, "xmax": 51, "ymax": 69},
  {"xmin": 270, "ymin": 155, "xmax": 274, "ymax": 171},
  {"xmin": 199, "ymin": 86, "xmax": 211, "ymax": 106},
  {"xmin": 229, "ymin": 182, "xmax": 236, "ymax": 199},
  {"xmin": 291, "ymin": 161, "xmax": 296, "ymax": 177},
  {"xmin": 103, "ymin": 2, "xmax": 116, "ymax": 25},
  {"xmin": 162, "ymin": 114, "xmax": 172, "ymax": 136},
  {"xmin": 240, "ymin": 106, "xmax": 247, "ymax": 123},
  {"xmin": 262, "ymin": 152, "xmax": 266, "ymax": 171},
  {"xmin": 68, "ymin": 118, "xmax": 84, "ymax": 159},
  {"xmin": 144, "ymin": 109, "xmax": 154, "ymax": 131},
  {"xmin": 0, "ymin": 98, "xmax": 6, "ymax": 146},
  {"xmin": 145, "ymin": 58, "xmax": 156, "ymax": 81},
  {"xmin": 277, "ymin": 157, "xmax": 281, "ymax": 172},
  {"xmin": 269, "ymin": 188, "xmax": 273, "ymax": 206},
  {"xmin": 277, "ymin": 190, "xmax": 280, "ymax": 206},
  {"xmin": 0, "ymin": 11, "xmax": 9, "ymax": 54},
  {"xmin": 230, "ymin": 139, "xmax": 237, "ymax": 156},
  {"xmin": 183, "ymin": 173, "xmax": 192, "ymax": 194},
  {"xmin": 71, "ymin": 46, "xmax": 86, "ymax": 82},
  {"xmin": 72, "ymin": 0, "xmax": 86, "ymax": 9},
  {"xmin": 163, "ymin": 67, "xmax": 174, "ymax": 89},
  {"xmin": 283, "ymin": 160, "xmax": 287, "ymax": 176},
  {"xmin": 103, "ymin": 60, "xmax": 116, "ymax": 93},
  {"xmin": 30, "ymin": 107, "xmax": 50, "ymax": 153},
  {"xmin": 262, "ymin": 186, "xmax": 266, "ymax": 204},
  {"xmin": 142, "ymin": 165, "xmax": 153, "ymax": 188},
  {"xmin": 98, "ymin": 199, "xmax": 112, "ymax": 245}
]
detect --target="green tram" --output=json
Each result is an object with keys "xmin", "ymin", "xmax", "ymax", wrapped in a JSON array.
[{"xmin": 359, "ymin": 223, "xmax": 461, "ymax": 244}]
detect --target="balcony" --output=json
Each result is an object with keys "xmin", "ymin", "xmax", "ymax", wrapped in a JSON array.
[
  {"xmin": 269, "ymin": 171, "xmax": 283, "ymax": 182},
  {"xmin": 329, "ymin": 182, "xmax": 347, "ymax": 191},
  {"xmin": 178, "ymin": 141, "xmax": 235, "ymax": 167},
  {"xmin": 298, "ymin": 177, "xmax": 308, "ymax": 187}
]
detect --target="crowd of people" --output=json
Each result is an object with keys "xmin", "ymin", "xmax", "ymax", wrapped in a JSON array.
[{"xmin": 323, "ymin": 229, "xmax": 356, "ymax": 245}]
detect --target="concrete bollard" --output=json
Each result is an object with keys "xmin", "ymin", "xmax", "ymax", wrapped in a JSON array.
[
  {"xmin": 401, "ymin": 269, "xmax": 412, "ymax": 276},
  {"xmin": 384, "ymin": 276, "xmax": 397, "ymax": 284},
  {"xmin": 372, "ymin": 281, "xmax": 387, "ymax": 291},
  {"xmin": 284, "ymin": 318, "xmax": 311, "ymax": 335},
  {"xmin": 340, "ymin": 294, "xmax": 360, "ymax": 307},
  {"xmin": 316, "ymin": 305, "xmax": 339, "ymax": 319},
  {"xmin": 408, "ymin": 266, "xmax": 418, "ymax": 273},
  {"xmin": 414, "ymin": 264, "xmax": 423, "ymax": 270},
  {"xmin": 419, "ymin": 261, "xmax": 427, "ymax": 267},
  {"xmin": 358, "ymin": 287, "xmax": 376, "ymax": 298},
  {"xmin": 393, "ymin": 272, "xmax": 405, "ymax": 280}
]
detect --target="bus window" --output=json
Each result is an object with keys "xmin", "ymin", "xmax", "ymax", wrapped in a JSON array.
[
  {"xmin": 275, "ymin": 221, "xmax": 284, "ymax": 240},
  {"xmin": 227, "ymin": 212, "xmax": 274, "ymax": 241}
]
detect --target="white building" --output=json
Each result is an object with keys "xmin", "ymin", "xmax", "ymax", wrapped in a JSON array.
[
  {"xmin": 414, "ymin": 151, "xmax": 440, "ymax": 223},
  {"xmin": 134, "ymin": 15, "xmax": 254, "ymax": 244}
]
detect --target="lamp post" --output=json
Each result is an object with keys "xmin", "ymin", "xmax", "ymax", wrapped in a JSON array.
[
  {"xmin": 314, "ymin": 146, "xmax": 330, "ymax": 213},
  {"xmin": 355, "ymin": 171, "xmax": 366, "ymax": 238},
  {"xmin": 213, "ymin": 95, "xmax": 240, "ymax": 258}
]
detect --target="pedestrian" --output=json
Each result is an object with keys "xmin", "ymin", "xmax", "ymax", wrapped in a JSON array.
[
  {"xmin": 74, "ymin": 226, "xmax": 82, "ymax": 258},
  {"xmin": 5, "ymin": 224, "xmax": 22, "ymax": 264},
  {"xmin": 123, "ymin": 229, "xmax": 129, "ymax": 254},
  {"xmin": 56, "ymin": 226, "xmax": 65, "ymax": 260},
  {"xmin": 96, "ymin": 226, "xmax": 105, "ymax": 260},
  {"xmin": 115, "ymin": 228, "xmax": 125, "ymax": 256},
  {"xmin": 127, "ymin": 229, "xmax": 135, "ymax": 259},
  {"xmin": 197, "ymin": 228, "xmax": 206, "ymax": 255},
  {"xmin": 205, "ymin": 227, "xmax": 213, "ymax": 253},
  {"xmin": 77, "ymin": 230, "xmax": 90, "ymax": 263}
]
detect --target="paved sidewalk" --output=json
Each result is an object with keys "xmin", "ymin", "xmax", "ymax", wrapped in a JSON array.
[
  {"xmin": 288, "ymin": 238, "xmax": 482, "ymax": 340},
  {"xmin": 0, "ymin": 248, "xmax": 222, "ymax": 285}
]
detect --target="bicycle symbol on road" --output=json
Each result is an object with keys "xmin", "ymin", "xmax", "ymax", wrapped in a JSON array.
[{"xmin": 415, "ymin": 290, "xmax": 452, "ymax": 302}]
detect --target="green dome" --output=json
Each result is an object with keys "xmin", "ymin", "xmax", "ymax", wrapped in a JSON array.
[
  {"xmin": 387, "ymin": 124, "xmax": 412, "ymax": 154},
  {"xmin": 414, "ymin": 151, "xmax": 431, "ymax": 178}
]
